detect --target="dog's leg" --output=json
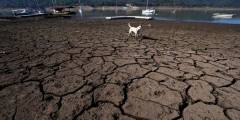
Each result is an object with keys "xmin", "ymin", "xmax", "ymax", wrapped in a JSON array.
[
  {"xmin": 128, "ymin": 30, "xmax": 132, "ymax": 37},
  {"xmin": 135, "ymin": 32, "xmax": 138, "ymax": 38}
]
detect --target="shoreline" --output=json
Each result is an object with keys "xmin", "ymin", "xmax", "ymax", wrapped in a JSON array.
[
  {"xmin": 0, "ymin": 17, "xmax": 240, "ymax": 27},
  {"xmin": 1, "ymin": 6, "xmax": 240, "ymax": 12},
  {"xmin": 1, "ymin": 15, "xmax": 240, "ymax": 26},
  {"xmin": 1, "ymin": 17, "xmax": 240, "ymax": 27}
]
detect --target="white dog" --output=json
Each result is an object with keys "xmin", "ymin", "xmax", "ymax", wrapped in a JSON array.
[{"xmin": 128, "ymin": 23, "xmax": 142, "ymax": 37}]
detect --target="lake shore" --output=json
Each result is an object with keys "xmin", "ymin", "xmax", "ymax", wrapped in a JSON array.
[
  {"xmin": 0, "ymin": 19, "xmax": 240, "ymax": 119},
  {"xmin": 1, "ymin": 6, "xmax": 240, "ymax": 12}
]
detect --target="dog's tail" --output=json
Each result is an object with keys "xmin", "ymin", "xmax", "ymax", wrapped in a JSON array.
[{"xmin": 128, "ymin": 23, "xmax": 131, "ymax": 28}]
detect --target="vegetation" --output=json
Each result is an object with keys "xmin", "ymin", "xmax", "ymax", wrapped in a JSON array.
[{"xmin": 0, "ymin": 0, "xmax": 240, "ymax": 8}]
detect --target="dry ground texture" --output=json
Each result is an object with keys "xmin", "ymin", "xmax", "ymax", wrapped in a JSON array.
[{"xmin": 0, "ymin": 19, "xmax": 240, "ymax": 120}]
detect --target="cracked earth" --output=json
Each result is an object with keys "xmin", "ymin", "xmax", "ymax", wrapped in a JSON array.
[{"xmin": 0, "ymin": 19, "xmax": 240, "ymax": 120}]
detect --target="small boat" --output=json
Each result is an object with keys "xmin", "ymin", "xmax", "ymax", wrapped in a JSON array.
[
  {"xmin": 11, "ymin": 8, "xmax": 46, "ymax": 18},
  {"xmin": 142, "ymin": 9, "xmax": 155, "ymax": 16},
  {"xmin": 46, "ymin": 6, "xmax": 77, "ymax": 18},
  {"xmin": 142, "ymin": 0, "xmax": 155, "ymax": 16},
  {"xmin": 12, "ymin": 9, "xmax": 30, "ymax": 16},
  {"xmin": 212, "ymin": 13, "xmax": 235, "ymax": 19}
]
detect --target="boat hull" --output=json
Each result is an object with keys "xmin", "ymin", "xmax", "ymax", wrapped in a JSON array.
[
  {"xmin": 212, "ymin": 13, "xmax": 235, "ymax": 19},
  {"xmin": 142, "ymin": 9, "xmax": 155, "ymax": 15}
]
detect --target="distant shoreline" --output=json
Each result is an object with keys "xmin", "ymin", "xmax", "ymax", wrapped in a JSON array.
[
  {"xmin": 1, "ymin": 6, "xmax": 240, "ymax": 11},
  {"xmin": 89, "ymin": 6, "xmax": 240, "ymax": 11}
]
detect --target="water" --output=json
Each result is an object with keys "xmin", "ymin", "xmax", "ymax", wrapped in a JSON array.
[
  {"xmin": 1, "ymin": 9, "xmax": 240, "ymax": 25},
  {"xmin": 74, "ymin": 9, "xmax": 240, "ymax": 25}
]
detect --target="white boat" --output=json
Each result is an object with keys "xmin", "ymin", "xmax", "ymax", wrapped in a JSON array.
[
  {"xmin": 31, "ymin": 10, "xmax": 46, "ymax": 17},
  {"xmin": 142, "ymin": 0, "xmax": 155, "ymax": 15},
  {"xmin": 12, "ymin": 9, "xmax": 30, "ymax": 16},
  {"xmin": 212, "ymin": 13, "xmax": 235, "ymax": 19},
  {"xmin": 142, "ymin": 9, "xmax": 155, "ymax": 15}
]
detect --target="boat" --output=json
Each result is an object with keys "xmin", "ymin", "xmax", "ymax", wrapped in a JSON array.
[
  {"xmin": 11, "ymin": 0, "xmax": 46, "ymax": 18},
  {"xmin": 142, "ymin": 0, "xmax": 155, "ymax": 15},
  {"xmin": 78, "ymin": 0, "xmax": 83, "ymax": 16},
  {"xmin": 212, "ymin": 13, "xmax": 235, "ymax": 19},
  {"xmin": 142, "ymin": 9, "xmax": 155, "ymax": 16},
  {"xmin": 11, "ymin": 9, "xmax": 46, "ymax": 18},
  {"xmin": 46, "ymin": 6, "xmax": 77, "ymax": 18},
  {"xmin": 126, "ymin": 4, "xmax": 140, "ymax": 10},
  {"xmin": 11, "ymin": 9, "xmax": 30, "ymax": 16}
]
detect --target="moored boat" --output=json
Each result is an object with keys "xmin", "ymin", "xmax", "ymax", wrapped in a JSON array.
[
  {"xmin": 142, "ymin": 0, "xmax": 155, "ymax": 16},
  {"xmin": 212, "ymin": 13, "xmax": 235, "ymax": 19}
]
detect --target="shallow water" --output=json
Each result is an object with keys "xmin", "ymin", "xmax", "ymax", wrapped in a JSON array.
[
  {"xmin": 74, "ymin": 9, "xmax": 240, "ymax": 25},
  {"xmin": 1, "ymin": 9, "xmax": 240, "ymax": 25}
]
